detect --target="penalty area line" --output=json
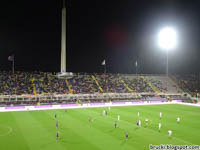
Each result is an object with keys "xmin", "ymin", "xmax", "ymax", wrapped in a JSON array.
[{"xmin": 0, "ymin": 126, "xmax": 13, "ymax": 136}]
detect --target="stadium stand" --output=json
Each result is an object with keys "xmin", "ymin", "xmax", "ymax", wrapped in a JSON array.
[
  {"xmin": 33, "ymin": 72, "xmax": 69, "ymax": 95},
  {"xmin": 0, "ymin": 71, "xmax": 33, "ymax": 95},
  {"xmin": 1, "ymin": 71, "xmax": 198, "ymax": 106},
  {"xmin": 145, "ymin": 75, "xmax": 180, "ymax": 93},
  {"xmin": 95, "ymin": 74, "xmax": 130, "ymax": 93},
  {"xmin": 0, "ymin": 71, "xmax": 184, "ymax": 95},
  {"xmin": 68, "ymin": 75, "xmax": 99, "ymax": 94},
  {"xmin": 121, "ymin": 75, "xmax": 154, "ymax": 93},
  {"xmin": 174, "ymin": 74, "xmax": 200, "ymax": 97}
]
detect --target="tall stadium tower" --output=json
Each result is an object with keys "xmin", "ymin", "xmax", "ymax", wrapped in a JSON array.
[{"xmin": 60, "ymin": 0, "xmax": 66, "ymax": 73}]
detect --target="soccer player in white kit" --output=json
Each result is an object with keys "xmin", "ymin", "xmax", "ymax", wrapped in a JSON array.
[
  {"xmin": 168, "ymin": 130, "xmax": 172, "ymax": 137},
  {"xmin": 160, "ymin": 112, "xmax": 162, "ymax": 119},
  {"xmin": 145, "ymin": 118, "xmax": 149, "ymax": 126},
  {"xmin": 138, "ymin": 120, "xmax": 141, "ymax": 127},
  {"xmin": 118, "ymin": 115, "xmax": 120, "ymax": 121},
  {"xmin": 177, "ymin": 117, "xmax": 180, "ymax": 123},
  {"xmin": 103, "ymin": 110, "xmax": 105, "ymax": 115},
  {"xmin": 137, "ymin": 112, "xmax": 140, "ymax": 117},
  {"xmin": 158, "ymin": 123, "xmax": 162, "ymax": 132}
]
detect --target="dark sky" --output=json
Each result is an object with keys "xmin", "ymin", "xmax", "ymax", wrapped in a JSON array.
[{"xmin": 0, "ymin": 0, "xmax": 200, "ymax": 74}]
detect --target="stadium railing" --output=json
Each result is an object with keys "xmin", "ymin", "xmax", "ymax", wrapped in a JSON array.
[{"xmin": 0, "ymin": 92, "xmax": 182, "ymax": 102}]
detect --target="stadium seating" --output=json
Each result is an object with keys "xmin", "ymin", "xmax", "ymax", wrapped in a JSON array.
[
  {"xmin": 121, "ymin": 75, "xmax": 154, "ymax": 93},
  {"xmin": 174, "ymin": 74, "xmax": 200, "ymax": 96},
  {"xmin": 95, "ymin": 74, "xmax": 129, "ymax": 93},
  {"xmin": 145, "ymin": 76, "xmax": 180, "ymax": 93},
  {"xmin": 68, "ymin": 75, "xmax": 99, "ymax": 94},
  {"xmin": 0, "ymin": 71, "xmax": 33, "ymax": 95},
  {"xmin": 33, "ymin": 73, "xmax": 69, "ymax": 95},
  {"xmin": 0, "ymin": 71, "xmax": 196, "ymax": 96}
]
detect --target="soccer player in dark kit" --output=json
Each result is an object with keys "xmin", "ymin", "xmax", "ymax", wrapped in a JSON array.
[
  {"xmin": 125, "ymin": 131, "xmax": 128, "ymax": 140},
  {"xmin": 114, "ymin": 121, "xmax": 117, "ymax": 128},
  {"xmin": 136, "ymin": 120, "xmax": 139, "ymax": 126},
  {"xmin": 54, "ymin": 113, "xmax": 57, "ymax": 119},
  {"xmin": 56, "ymin": 131, "xmax": 59, "ymax": 141},
  {"xmin": 56, "ymin": 121, "xmax": 58, "ymax": 128},
  {"xmin": 105, "ymin": 111, "xmax": 107, "ymax": 116}
]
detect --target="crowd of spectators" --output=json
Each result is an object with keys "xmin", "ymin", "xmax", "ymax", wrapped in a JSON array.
[
  {"xmin": 95, "ymin": 74, "xmax": 129, "ymax": 93},
  {"xmin": 2, "ymin": 71, "xmax": 196, "ymax": 96},
  {"xmin": 122, "ymin": 76, "xmax": 154, "ymax": 93},
  {"xmin": 68, "ymin": 75, "xmax": 99, "ymax": 94},
  {"xmin": 33, "ymin": 72, "xmax": 69, "ymax": 94},
  {"xmin": 148, "ymin": 78, "xmax": 167, "ymax": 92},
  {"xmin": 0, "ymin": 71, "xmax": 33, "ymax": 95},
  {"xmin": 175, "ymin": 74, "xmax": 200, "ymax": 96},
  {"xmin": 0, "ymin": 71, "xmax": 69, "ymax": 95}
]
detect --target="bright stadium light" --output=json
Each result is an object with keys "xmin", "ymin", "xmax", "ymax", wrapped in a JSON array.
[
  {"xmin": 158, "ymin": 27, "xmax": 177, "ymax": 92},
  {"xmin": 158, "ymin": 27, "xmax": 177, "ymax": 50}
]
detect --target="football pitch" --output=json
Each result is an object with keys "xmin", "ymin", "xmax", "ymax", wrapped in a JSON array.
[{"xmin": 0, "ymin": 104, "xmax": 200, "ymax": 150}]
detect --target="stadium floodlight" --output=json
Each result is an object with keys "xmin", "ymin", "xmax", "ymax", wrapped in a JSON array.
[
  {"xmin": 158, "ymin": 27, "xmax": 177, "ymax": 92},
  {"xmin": 158, "ymin": 27, "xmax": 177, "ymax": 50}
]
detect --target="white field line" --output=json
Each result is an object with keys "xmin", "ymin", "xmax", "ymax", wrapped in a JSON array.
[
  {"xmin": 0, "ymin": 102, "xmax": 199, "ymax": 113},
  {"xmin": 0, "ymin": 126, "xmax": 12, "ymax": 136}
]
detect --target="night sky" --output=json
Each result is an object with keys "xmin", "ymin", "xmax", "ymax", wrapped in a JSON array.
[{"xmin": 0, "ymin": 0, "xmax": 200, "ymax": 74}]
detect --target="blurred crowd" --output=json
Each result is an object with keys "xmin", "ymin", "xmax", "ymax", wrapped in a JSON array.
[
  {"xmin": 95, "ymin": 74, "xmax": 129, "ymax": 93},
  {"xmin": 149, "ymin": 78, "xmax": 167, "ymax": 92},
  {"xmin": 175, "ymin": 74, "xmax": 200, "ymax": 96},
  {"xmin": 68, "ymin": 75, "xmax": 99, "ymax": 94},
  {"xmin": 1, "ymin": 71, "xmax": 197, "ymax": 96},
  {"xmin": 123, "ymin": 76, "xmax": 154, "ymax": 93},
  {"xmin": 0, "ymin": 71, "xmax": 33, "ymax": 95},
  {"xmin": 33, "ymin": 73, "xmax": 69, "ymax": 94}
]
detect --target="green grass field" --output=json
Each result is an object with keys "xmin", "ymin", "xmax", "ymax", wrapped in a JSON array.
[{"xmin": 0, "ymin": 104, "xmax": 200, "ymax": 150}]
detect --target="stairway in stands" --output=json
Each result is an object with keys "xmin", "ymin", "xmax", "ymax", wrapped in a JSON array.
[
  {"xmin": 119, "ymin": 77, "xmax": 134, "ymax": 93},
  {"xmin": 169, "ymin": 75, "xmax": 184, "ymax": 94},
  {"xmin": 141, "ymin": 76, "xmax": 160, "ymax": 93},
  {"xmin": 65, "ymin": 80, "xmax": 73, "ymax": 94},
  {"xmin": 31, "ymin": 77, "xmax": 37, "ymax": 95},
  {"xmin": 91, "ymin": 75, "xmax": 103, "ymax": 92}
]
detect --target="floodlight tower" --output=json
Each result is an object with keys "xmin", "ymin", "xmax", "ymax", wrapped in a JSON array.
[
  {"xmin": 61, "ymin": 0, "xmax": 67, "ymax": 73},
  {"xmin": 158, "ymin": 27, "xmax": 177, "ymax": 92}
]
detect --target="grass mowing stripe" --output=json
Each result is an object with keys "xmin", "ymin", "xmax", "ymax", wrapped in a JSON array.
[
  {"xmin": 81, "ymin": 108, "xmax": 177, "ymax": 148},
  {"xmin": 0, "ymin": 112, "xmax": 31, "ymax": 150},
  {"xmin": 138, "ymin": 105, "xmax": 200, "ymax": 144},
  {"xmin": 13, "ymin": 111, "xmax": 67, "ymax": 150},
  {"xmin": 51, "ymin": 109, "xmax": 124, "ymax": 150},
  {"xmin": 0, "ymin": 104, "xmax": 200, "ymax": 150},
  {"xmin": 44, "ymin": 109, "xmax": 102, "ymax": 150},
  {"xmin": 88, "ymin": 106, "xmax": 196, "ymax": 145},
  {"xmin": 57, "ymin": 109, "xmax": 136, "ymax": 150},
  {"xmin": 149, "ymin": 104, "xmax": 200, "ymax": 117},
  {"xmin": 29, "ymin": 110, "xmax": 72, "ymax": 150},
  {"xmin": 80, "ymin": 108, "xmax": 150, "ymax": 149},
  {"xmin": 119, "ymin": 105, "xmax": 199, "ymax": 144}
]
